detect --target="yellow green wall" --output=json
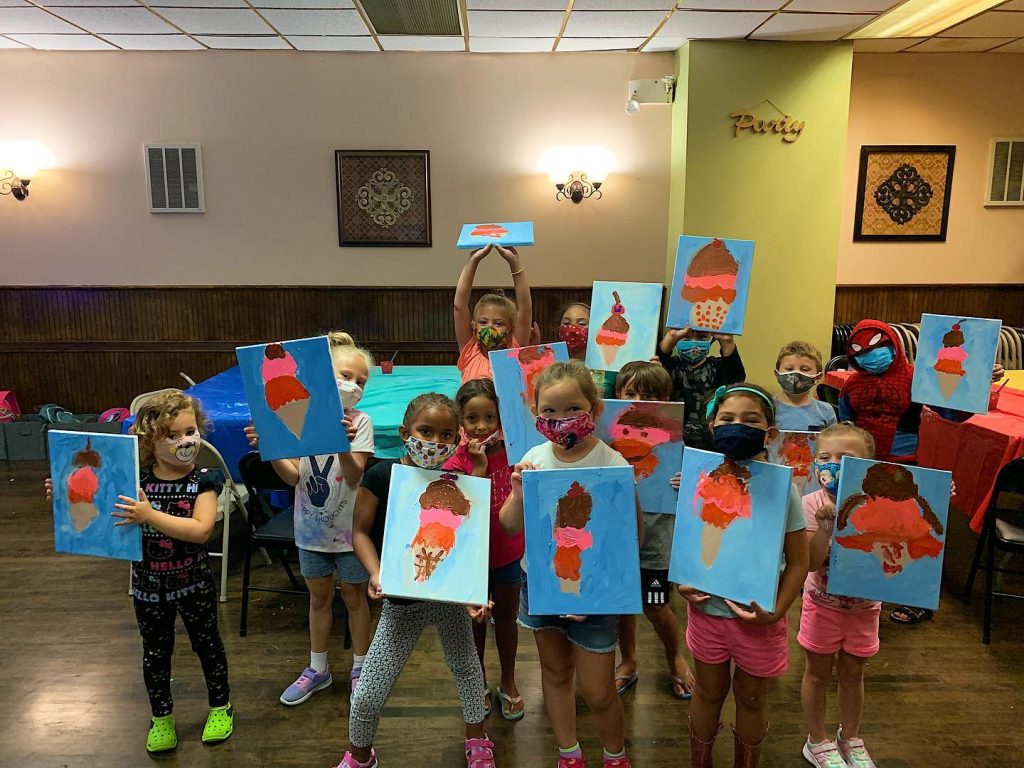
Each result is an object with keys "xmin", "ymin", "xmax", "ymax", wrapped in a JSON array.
[{"xmin": 668, "ymin": 40, "xmax": 853, "ymax": 388}]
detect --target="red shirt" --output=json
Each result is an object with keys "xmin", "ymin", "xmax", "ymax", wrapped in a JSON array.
[{"xmin": 444, "ymin": 442, "xmax": 523, "ymax": 569}]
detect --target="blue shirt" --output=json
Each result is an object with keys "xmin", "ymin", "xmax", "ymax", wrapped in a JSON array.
[{"xmin": 774, "ymin": 399, "xmax": 837, "ymax": 433}]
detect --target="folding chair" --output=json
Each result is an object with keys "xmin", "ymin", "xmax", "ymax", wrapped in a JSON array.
[
  {"xmin": 129, "ymin": 388, "xmax": 183, "ymax": 416},
  {"xmin": 195, "ymin": 439, "xmax": 248, "ymax": 603}
]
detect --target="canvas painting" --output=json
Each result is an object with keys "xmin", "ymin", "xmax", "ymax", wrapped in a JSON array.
[
  {"xmin": 379, "ymin": 465, "xmax": 490, "ymax": 605},
  {"xmin": 585, "ymin": 281, "xmax": 664, "ymax": 372},
  {"xmin": 49, "ymin": 431, "xmax": 142, "ymax": 561},
  {"xmin": 456, "ymin": 221, "xmax": 535, "ymax": 250},
  {"xmin": 522, "ymin": 466, "xmax": 640, "ymax": 615},
  {"xmin": 597, "ymin": 399, "xmax": 684, "ymax": 515},
  {"xmin": 236, "ymin": 335, "xmax": 350, "ymax": 461},
  {"xmin": 666, "ymin": 235, "xmax": 754, "ymax": 334},
  {"xmin": 669, "ymin": 448, "xmax": 792, "ymax": 612},
  {"xmin": 828, "ymin": 457, "xmax": 950, "ymax": 611},
  {"xmin": 912, "ymin": 313, "xmax": 1002, "ymax": 415},
  {"xmin": 768, "ymin": 431, "xmax": 820, "ymax": 496},
  {"xmin": 490, "ymin": 342, "xmax": 569, "ymax": 464}
]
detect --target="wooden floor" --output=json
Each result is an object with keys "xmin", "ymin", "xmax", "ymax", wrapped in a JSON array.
[{"xmin": 3, "ymin": 461, "xmax": 1023, "ymax": 768}]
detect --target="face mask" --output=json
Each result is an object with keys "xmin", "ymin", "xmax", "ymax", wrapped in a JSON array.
[
  {"xmin": 813, "ymin": 461, "xmax": 841, "ymax": 496},
  {"xmin": 476, "ymin": 326, "xmax": 508, "ymax": 350},
  {"xmin": 775, "ymin": 370, "xmax": 818, "ymax": 396},
  {"xmin": 558, "ymin": 323, "xmax": 589, "ymax": 353},
  {"xmin": 855, "ymin": 345, "xmax": 895, "ymax": 375},
  {"xmin": 405, "ymin": 434, "xmax": 458, "ymax": 469},
  {"xmin": 336, "ymin": 378, "xmax": 363, "ymax": 410},
  {"xmin": 160, "ymin": 435, "xmax": 200, "ymax": 467},
  {"xmin": 460, "ymin": 427, "xmax": 503, "ymax": 448},
  {"xmin": 676, "ymin": 339, "xmax": 712, "ymax": 365},
  {"xmin": 535, "ymin": 412, "xmax": 595, "ymax": 450},
  {"xmin": 711, "ymin": 423, "xmax": 767, "ymax": 461}
]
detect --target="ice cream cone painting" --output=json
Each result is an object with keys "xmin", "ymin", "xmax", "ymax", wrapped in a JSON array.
[
  {"xmin": 379, "ymin": 465, "xmax": 490, "ymax": 605},
  {"xmin": 911, "ymin": 314, "xmax": 1002, "ymax": 415},
  {"xmin": 768, "ymin": 431, "xmax": 820, "ymax": 496},
  {"xmin": 457, "ymin": 221, "xmax": 535, "ymax": 249},
  {"xmin": 667, "ymin": 236, "xmax": 754, "ymax": 335},
  {"xmin": 827, "ymin": 457, "xmax": 950, "ymax": 611},
  {"xmin": 236, "ymin": 335, "xmax": 350, "ymax": 461},
  {"xmin": 584, "ymin": 281, "xmax": 662, "ymax": 373},
  {"xmin": 668, "ymin": 448, "xmax": 791, "ymax": 613},
  {"xmin": 522, "ymin": 466, "xmax": 640, "ymax": 615},
  {"xmin": 49, "ymin": 431, "xmax": 142, "ymax": 561}
]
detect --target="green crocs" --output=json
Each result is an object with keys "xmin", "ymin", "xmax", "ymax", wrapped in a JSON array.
[
  {"xmin": 202, "ymin": 704, "xmax": 234, "ymax": 744},
  {"xmin": 146, "ymin": 715, "xmax": 177, "ymax": 753}
]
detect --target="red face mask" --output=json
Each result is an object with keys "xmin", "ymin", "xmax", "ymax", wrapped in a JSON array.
[{"xmin": 558, "ymin": 323, "xmax": 588, "ymax": 353}]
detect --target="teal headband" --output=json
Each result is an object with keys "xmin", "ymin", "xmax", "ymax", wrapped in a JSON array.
[{"xmin": 705, "ymin": 385, "xmax": 776, "ymax": 420}]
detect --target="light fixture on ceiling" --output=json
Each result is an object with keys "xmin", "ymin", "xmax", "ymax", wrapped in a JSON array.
[
  {"xmin": 0, "ymin": 140, "xmax": 55, "ymax": 202},
  {"xmin": 539, "ymin": 145, "xmax": 615, "ymax": 205},
  {"xmin": 849, "ymin": 0, "xmax": 1004, "ymax": 39},
  {"xmin": 625, "ymin": 75, "xmax": 676, "ymax": 117}
]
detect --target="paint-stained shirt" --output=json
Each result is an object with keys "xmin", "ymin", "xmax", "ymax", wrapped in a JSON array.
[
  {"xmin": 657, "ymin": 347, "xmax": 746, "ymax": 450},
  {"xmin": 774, "ymin": 399, "xmax": 838, "ymax": 433}
]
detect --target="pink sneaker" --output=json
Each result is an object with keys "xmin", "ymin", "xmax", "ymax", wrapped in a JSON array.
[
  {"xmin": 802, "ymin": 739, "xmax": 846, "ymax": 768},
  {"xmin": 337, "ymin": 748, "xmax": 378, "ymax": 768},
  {"xmin": 837, "ymin": 728, "xmax": 878, "ymax": 768},
  {"xmin": 558, "ymin": 758, "xmax": 586, "ymax": 768},
  {"xmin": 466, "ymin": 737, "xmax": 496, "ymax": 768},
  {"xmin": 603, "ymin": 755, "xmax": 631, "ymax": 767}
]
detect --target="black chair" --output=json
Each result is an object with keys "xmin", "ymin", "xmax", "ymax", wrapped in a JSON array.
[
  {"xmin": 238, "ymin": 452, "xmax": 305, "ymax": 637},
  {"xmin": 965, "ymin": 457, "xmax": 1024, "ymax": 644}
]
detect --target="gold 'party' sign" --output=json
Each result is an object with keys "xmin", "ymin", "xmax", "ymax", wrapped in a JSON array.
[{"xmin": 730, "ymin": 105, "xmax": 805, "ymax": 144}]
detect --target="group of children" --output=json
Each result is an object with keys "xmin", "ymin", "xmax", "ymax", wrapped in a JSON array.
[{"xmin": 50, "ymin": 243, "xmax": 976, "ymax": 768}]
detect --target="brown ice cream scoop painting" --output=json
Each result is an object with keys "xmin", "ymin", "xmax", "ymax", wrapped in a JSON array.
[
  {"xmin": 553, "ymin": 481, "xmax": 594, "ymax": 595},
  {"xmin": 911, "ymin": 313, "xmax": 1003, "ymax": 416},
  {"xmin": 585, "ymin": 281, "xmax": 663, "ymax": 373},
  {"xmin": 667, "ymin": 236, "xmax": 754, "ymax": 335},
  {"xmin": 67, "ymin": 439, "xmax": 102, "ymax": 532},
  {"xmin": 410, "ymin": 474, "xmax": 471, "ymax": 582}
]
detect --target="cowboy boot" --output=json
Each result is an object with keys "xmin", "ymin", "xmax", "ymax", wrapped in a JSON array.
[
  {"xmin": 689, "ymin": 716, "xmax": 722, "ymax": 768},
  {"xmin": 732, "ymin": 723, "xmax": 768, "ymax": 768}
]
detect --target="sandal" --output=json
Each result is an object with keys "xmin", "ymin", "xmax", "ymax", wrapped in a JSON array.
[
  {"xmin": 483, "ymin": 686, "xmax": 492, "ymax": 718},
  {"xmin": 615, "ymin": 673, "xmax": 639, "ymax": 696},
  {"xmin": 670, "ymin": 674, "xmax": 694, "ymax": 701},
  {"xmin": 146, "ymin": 714, "xmax": 177, "ymax": 753},
  {"xmin": 890, "ymin": 606, "xmax": 933, "ymax": 625},
  {"xmin": 496, "ymin": 686, "xmax": 525, "ymax": 721}
]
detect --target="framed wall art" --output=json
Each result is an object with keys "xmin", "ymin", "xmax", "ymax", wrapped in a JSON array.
[{"xmin": 335, "ymin": 149, "xmax": 432, "ymax": 247}]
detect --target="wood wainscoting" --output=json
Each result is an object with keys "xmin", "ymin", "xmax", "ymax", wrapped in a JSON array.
[{"xmin": 834, "ymin": 284, "xmax": 1024, "ymax": 327}]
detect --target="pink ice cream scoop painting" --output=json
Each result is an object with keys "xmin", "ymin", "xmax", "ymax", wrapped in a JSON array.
[{"xmin": 911, "ymin": 314, "xmax": 1002, "ymax": 415}]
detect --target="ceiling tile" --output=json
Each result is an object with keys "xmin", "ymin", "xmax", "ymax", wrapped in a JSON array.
[
  {"xmin": 251, "ymin": 0, "xmax": 353, "ymax": 7},
  {"xmin": 655, "ymin": 9, "xmax": 771, "ymax": 42},
  {"xmin": 258, "ymin": 8, "xmax": 365, "ymax": 35},
  {"xmin": 676, "ymin": 0, "xmax": 781, "ymax": 9},
  {"xmin": 6, "ymin": 32, "xmax": 115, "ymax": 47},
  {"xmin": 0, "ymin": 7, "xmax": 82, "ymax": 33},
  {"xmin": 38, "ymin": 0, "xmax": 136, "ymax": 6},
  {"xmin": 990, "ymin": 38, "xmax": 1024, "ymax": 52},
  {"xmin": 852, "ymin": 37, "xmax": 922, "ymax": 51},
  {"xmin": 379, "ymin": 34, "xmax": 464, "ymax": 50},
  {"xmin": 287, "ymin": 33, "xmax": 376, "ymax": 49},
  {"xmin": 942, "ymin": 11, "xmax": 1024, "ymax": 37},
  {"xmin": 0, "ymin": 33, "xmax": 27, "ymax": 44},
  {"xmin": 909, "ymin": 36, "xmax": 1015, "ymax": 51},
  {"xmin": 196, "ymin": 33, "xmax": 287, "ymax": 47},
  {"xmin": 155, "ymin": 7, "xmax": 273, "ymax": 33},
  {"xmin": 467, "ymin": 1, "xmax": 565, "ymax": 8},
  {"xmin": 557, "ymin": 35, "xmax": 644, "ymax": 49},
  {"xmin": 48, "ymin": 7, "xmax": 176, "ymax": 33},
  {"xmin": 0, "ymin": 0, "xmax": 26, "ymax": 5},
  {"xmin": 467, "ymin": 9, "xmax": 564, "ymax": 36},
  {"xmin": 1000, "ymin": 0, "xmax": 1024, "ymax": 10},
  {"xmin": 149, "ymin": 0, "xmax": 247, "ymax": 8},
  {"xmin": 750, "ymin": 12, "xmax": 870, "ymax": 40},
  {"xmin": 563, "ymin": 10, "xmax": 665, "ymax": 37},
  {"xmin": 470, "ymin": 35, "xmax": 553, "ymax": 50},
  {"xmin": 573, "ymin": 0, "xmax": 672, "ymax": 9},
  {"xmin": 102, "ymin": 32, "xmax": 202, "ymax": 47},
  {"xmin": 785, "ymin": 0, "xmax": 898, "ymax": 11}
]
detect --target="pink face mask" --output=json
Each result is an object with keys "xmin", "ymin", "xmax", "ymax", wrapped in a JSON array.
[
  {"xmin": 558, "ymin": 323, "xmax": 588, "ymax": 353},
  {"xmin": 535, "ymin": 412, "xmax": 595, "ymax": 450},
  {"xmin": 460, "ymin": 427, "xmax": 503, "ymax": 447}
]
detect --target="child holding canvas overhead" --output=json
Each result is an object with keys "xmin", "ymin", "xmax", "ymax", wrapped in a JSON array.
[{"xmin": 454, "ymin": 244, "xmax": 534, "ymax": 382}]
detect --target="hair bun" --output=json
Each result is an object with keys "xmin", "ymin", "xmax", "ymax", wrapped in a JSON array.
[{"xmin": 327, "ymin": 331, "xmax": 355, "ymax": 347}]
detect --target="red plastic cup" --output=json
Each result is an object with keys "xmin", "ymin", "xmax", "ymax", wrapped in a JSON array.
[
  {"xmin": 381, "ymin": 361, "xmax": 394, "ymax": 374},
  {"xmin": 989, "ymin": 387, "xmax": 1002, "ymax": 412}
]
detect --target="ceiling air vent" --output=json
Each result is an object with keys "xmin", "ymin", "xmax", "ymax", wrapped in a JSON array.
[
  {"xmin": 360, "ymin": 0, "xmax": 462, "ymax": 36},
  {"xmin": 145, "ymin": 144, "xmax": 205, "ymax": 213},
  {"xmin": 986, "ymin": 138, "xmax": 1024, "ymax": 207}
]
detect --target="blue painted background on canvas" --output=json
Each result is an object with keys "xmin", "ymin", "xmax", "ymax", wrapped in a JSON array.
[
  {"xmin": 379, "ymin": 465, "xmax": 490, "ymax": 605},
  {"xmin": 584, "ymin": 281, "xmax": 663, "ymax": 372},
  {"xmin": 827, "ymin": 457, "xmax": 950, "ymax": 611},
  {"xmin": 669, "ymin": 448, "xmax": 791, "ymax": 612},
  {"xmin": 523, "ymin": 466, "xmax": 640, "ymax": 615},
  {"xmin": 912, "ymin": 314, "xmax": 1001, "ymax": 415},
  {"xmin": 666, "ymin": 235, "xmax": 754, "ymax": 334},
  {"xmin": 49, "ymin": 431, "xmax": 142, "ymax": 561},
  {"xmin": 768, "ymin": 431, "xmax": 820, "ymax": 496},
  {"xmin": 236, "ymin": 335, "xmax": 350, "ymax": 461},
  {"xmin": 490, "ymin": 342, "xmax": 569, "ymax": 464},
  {"xmin": 456, "ymin": 221, "xmax": 535, "ymax": 249},
  {"xmin": 596, "ymin": 399, "xmax": 684, "ymax": 515}
]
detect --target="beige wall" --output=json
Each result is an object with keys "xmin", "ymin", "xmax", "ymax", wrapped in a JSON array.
[
  {"xmin": 839, "ymin": 52, "xmax": 1024, "ymax": 285},
  {"xmin": 0, "ymin": 50, "xmax": 671, "ymax": 287}
]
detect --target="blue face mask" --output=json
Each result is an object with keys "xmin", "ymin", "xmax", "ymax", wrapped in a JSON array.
[
  {"xmin": 676, "ymin": 339, "xmax": 712, "ymax": 365},
  {"xmin": 855, "ymin": 345, "xmax": 895, "ymax": 375},
  {"xmin": 712, "ymin": 423, "xmax": 767, "ymax": 461},
  {"xmin": 813, "ymin": 461, "xmax": 841, "ymax": 496}
]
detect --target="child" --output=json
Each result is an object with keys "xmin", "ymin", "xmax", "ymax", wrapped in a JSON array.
[
  {"xmin": 610, "ymin": 361, "xmax": 696, "ymax": 701},
  {"xmin": 798, "ymin": 423, "xmax": 880, "ymax": 768},
  {"xmin": 500, "ymin": 360, "xmax": 640, "ymax": 768},
  {"xmin": 245, "ymin": 332, "xmax": 375, "ymax": 706},
  {"xmin": 657, "ymin": 326, "xmax": 745, "ymax": 450},
  {"xmin": 45, "ymin": 392, "xmax": 233, "ymax": 752},
  {"xmin": 676, "ymin": 383, "xmax": 809, "ymax": 768},
  {"xmin": 338, "ymin": 393, "xmax": 496, "ymax": 768},
  {"xmin": 557, "ymin": 302, "xmax": 591, "ymax": 362},
  {"xmin": 774, "ymin": 341, "xmax": 837, "ymax": 432},
  {"xmin": 454, "ymin": 243, "xmax": 534, "ymax": 383},
  {"xmin": 444, "ymin": 378, "xmax": 525, "ymax": 720}
]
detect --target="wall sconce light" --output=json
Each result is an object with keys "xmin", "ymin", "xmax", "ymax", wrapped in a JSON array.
[
  {"xmin": 539, "ymin": 145, "xmax": 615, "ymax": 205},
  {"xmin": 0, "ymin": 140, "xmax": 55, "ymax": 202}
]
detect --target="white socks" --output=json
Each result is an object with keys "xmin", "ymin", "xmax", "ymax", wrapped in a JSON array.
[
  {"xmin": 353, "ymin": 654, "xmax": 366, "ymax": 672},
  {"xmin": 310, "ymin": 650, "xmax": 329, "ymax": 674}
]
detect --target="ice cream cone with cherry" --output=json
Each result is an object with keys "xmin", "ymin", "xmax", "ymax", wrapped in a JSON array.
[
  {"xmin": 694, "ymin": 459, "xmax": 752, "ymax": 567},
  {"xmin": 594, "ymin": 290, "xmax": 630, "ymax": 368},
  {"xmin": 410, "ymin": 474, "xmax": 470, "ymax": 582},
  {"xmin": 682, "ymin": 239, "xmax": 739, "ymax": 331},
  {"xmin": 262, "ymin": 343, "xmax": 311, "ymax": 439},
  {"xmin": 553, "ymin": 481, "xmax": 594, "ymax": 594},
  {"xmin": 933, "ymin": 321, "xmax": 967, "ymax": 400}
]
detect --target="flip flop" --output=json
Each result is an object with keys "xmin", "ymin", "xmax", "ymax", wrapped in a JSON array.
[
  {"xmin": 483, "ymin": 686, "xmax": 492, "ymax": 718},
  {"xmin": 496, "ymin": 687, "xmax": 525, "ymax": 721},
  {"xmin": 670, "ymin": 675, "xmax": 694, "ymax": 701},
  {"xmin": 890, "ymin": 606, "xmax": 933, "ymax": 625},
  {"xmin": 615, "ymin": 673, "xmax": 639, "ymax": 696}
]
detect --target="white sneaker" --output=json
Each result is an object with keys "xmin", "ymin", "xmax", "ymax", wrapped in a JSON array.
[
  {"xmin": 837, "ymin": 727, "xmax": 878, "ymax": 768},
  {"xmin": 803, "ymin": 738, "xmax": 848, "ymax": 768}
]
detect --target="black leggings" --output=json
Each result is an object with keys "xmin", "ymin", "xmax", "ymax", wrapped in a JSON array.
[{"xmin": 132, "ymin": 569, "xmax": 230, "ymax": 717}]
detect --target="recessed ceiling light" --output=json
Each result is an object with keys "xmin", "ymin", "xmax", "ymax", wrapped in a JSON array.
[{"xmin": 849, "ymin": 0, "xmax": 1005, "ymax": 39}]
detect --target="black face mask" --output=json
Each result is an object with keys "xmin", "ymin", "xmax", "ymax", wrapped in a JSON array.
[{"xmin": 712, "ymin": 423, "xmax": 768, "ymax": 460}]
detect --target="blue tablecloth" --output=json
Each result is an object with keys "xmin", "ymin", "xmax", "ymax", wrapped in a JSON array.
[{"xmin": 159, "ymin": 364, "xmax": 461, "ymax": 480}]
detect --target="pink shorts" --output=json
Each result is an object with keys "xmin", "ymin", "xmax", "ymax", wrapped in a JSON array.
[
  {"xmin": 685, "ymin": 604, "xmax": 789, "ymax": 679},
  {"xmin": 797, "ymin": 594, "xmax": 880, "ymax": 658}
]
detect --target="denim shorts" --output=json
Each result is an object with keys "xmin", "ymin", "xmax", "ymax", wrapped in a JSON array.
[
  {"xmin": 298, "ymin": 548, "xmax": 368, "ymax": 584},
  {"xmin": 490, "ymin": 559, "xmax": 524, "ymax": 587},
  {"xmin": 516, "ymin": 576, "xmax": 619, "ymax": 654}
]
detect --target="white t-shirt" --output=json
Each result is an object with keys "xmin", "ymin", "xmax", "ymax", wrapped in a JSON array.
[
  {"xmin": 521, "ymin": 439, "xmax": 631, "ymax": 471},
  {"xmin": 293, "ymin": 409, "xmax": 374, "ymax": 553}
]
